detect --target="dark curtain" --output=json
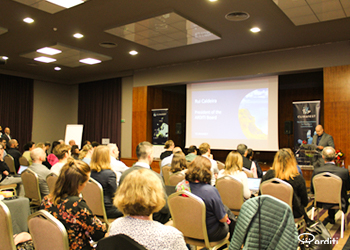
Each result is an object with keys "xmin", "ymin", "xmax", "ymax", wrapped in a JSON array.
[
  {"xmin": 78, "ymin": 78, "xmax": 122, "ymax": 150},
  {"xmin": 0, "ymin": 74, "xmax": 34, "ymax": 153}
]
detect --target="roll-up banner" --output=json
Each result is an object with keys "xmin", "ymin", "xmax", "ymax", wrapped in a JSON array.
[
  {"xmin": 293, "ymin": 100, "xmax": 321, "ymax": 150},
  {"xmin": 152, "ymin": 109, "xmax": 169, "ymax": 145}
]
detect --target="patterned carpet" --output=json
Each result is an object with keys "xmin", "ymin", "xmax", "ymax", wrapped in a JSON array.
[{"xmin": 305, "ymin": 197, "xmax": 350, "ymax": 250}]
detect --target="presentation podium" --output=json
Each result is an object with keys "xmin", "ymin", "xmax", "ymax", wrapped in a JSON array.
[{"xmin": 296, "ymin": 147, "xmax": 318, "ymax": 168}]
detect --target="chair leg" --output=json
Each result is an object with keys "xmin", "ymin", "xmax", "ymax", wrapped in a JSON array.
[
  {"xmin": 311, "ymin": 207, "xmax": 315, "ymax": 220},
  {"xmin": 341, "ymin": 212, "xmax": 344, "ymax": 239}
]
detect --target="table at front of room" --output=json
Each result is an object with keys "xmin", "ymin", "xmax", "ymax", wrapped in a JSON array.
[{"xmin": 3, "ymin": 196, "xmax": 31, "ymax": 234}]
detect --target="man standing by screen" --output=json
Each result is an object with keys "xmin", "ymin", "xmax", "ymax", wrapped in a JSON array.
[{"xmin": 312, "ymin": 125, "xmax": 334, "ymax": 168}]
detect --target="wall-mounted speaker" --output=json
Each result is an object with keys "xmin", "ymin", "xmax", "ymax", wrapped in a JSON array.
[
  {"xmin": 284, "ymin": 121, "xmax": 293, "ymax": 135},
  {"xmin": 175, "ymin": 123, "xmax": 182, "ymax": 135}
]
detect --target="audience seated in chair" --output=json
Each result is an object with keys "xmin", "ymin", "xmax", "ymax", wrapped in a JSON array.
[
  {"xmin": 50, "ymin": 144, "xmax": 71, "ymax": 176},
  {"xmin": 261, "ymin": 148, "xmax": 313, "ymax": 225},
  {"xmin": 119, "ymin": 141, "xmax": 171, "ymax": 224},
  {"xmin": 160, "ymin": 140, "xmax": 175, "ymax": 160},
  {"xmin": 198, "ymin": 143, "xmax": 219, "ymax": 186},
  {"xmin": 109, "ymin": 168, "xmax": 187, "ymax": 250},
  {"xmin": 176, "ymin": 156, "xmax": 234, "ymax": 241},
  {"xmin": 311, "ymin": 146, "xmax": 350, "ymax": 226},
  {"xmin": 170, "ymin": 152, "xmax": 188, "ymax": 175},
  {"xmin": 185, "ymin": 145, "xmax": 198, "ymax": 163},
  {"xmin": 237, "ymin": 144, "xmax": 258, "ymax": 178},
  {"xmin": 22, "ymin": 141, "xmax": 35, "ymax": 166},
  {"xmin": 218, "ymin": 151, "xmax": 251, "ymax": 199},
  {"xmin": 47, "ymin": 141, "xmax": 60, "ymax": 166},
  {"xmin": 6, "ymin": 139, "xmax": 21, "ymax": 173},
  {"xmin": 79, "ymin": 144, "xmax": 94, "ymax": 165},
  {"xmin": 90, "ymin": 145, "xmax": 123, "ymax": 219},
  {"xmin": 28, "ymin": 148, "xmax": 51, "ymax": 198},
  {"xmin": 41, "ymin": 158, "xmax": 107, "ymax": 250}
]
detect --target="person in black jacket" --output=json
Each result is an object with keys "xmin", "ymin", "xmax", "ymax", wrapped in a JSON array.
[{"xmin": 311, "ymin": 146, "xmax": 350, "ymax": 225}]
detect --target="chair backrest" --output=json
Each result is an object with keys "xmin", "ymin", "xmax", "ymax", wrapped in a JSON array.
[
  {"xmin": 0, "ymin": 201, "xmax": 16, "ymax": 250},
  {"xmin": 28, "ymin": 210, "xmax": 69, "ymax": 250},
  {"xmin": 168, "ymin": 191, "xmax": 210, "ymax": 247},
  {"xmin": 313, "ymin": 172, "xmax": 342, "ymax": 205},
  {"xmin": 242, "ymin": 167, "xmax": 253, "ymax": 178},
  {"xmin": 81, "ymin": 178, "xmax": 109, "ymax": 226},
  {"xmin": 217, "ymin": 161, "xmax": 225, "ymax": 171},
  {"xmin": 162, "ymin": 165, "xmax": 171, "ymax": 185},
  {"xmin": 216, "ymin": 175, "xmax": 244, "ymax": 212},
  {"xmin": 168, "ymin": 172, "xmax": 185, "ymax": 186},
  {"xmin": 46, "ymin": 173, "xmax": 58, "ymax": 193},
  {"xmin": 21, "ymin": 168, "xmax": 42, "ymax": 205},
  {"xmin": 4, "ymin": 154, "xmax": 16, "ymax": 174},
  {"xmin": 96, "ymin": 234, "xmax": 147, "ymax": 250},
  {"xmin": 19, "ymin": 156, "xmax": 30, "ymax": 166},
  {"xmin": 260, "ymin": 178, "xmax": 293, "ymax": 208}
]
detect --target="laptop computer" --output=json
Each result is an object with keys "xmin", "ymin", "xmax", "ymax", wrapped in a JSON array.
[{"xmin": 247, "ymin": 178, "xmax": 262, "ymax": 193}]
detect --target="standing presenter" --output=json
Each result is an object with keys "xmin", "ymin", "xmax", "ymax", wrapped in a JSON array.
[{"xmin": 312, "ymin": 125, "xmax": 334, "ymax": 168}]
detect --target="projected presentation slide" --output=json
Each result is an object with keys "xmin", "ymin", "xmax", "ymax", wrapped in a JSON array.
[{"xmin": 186, "ymin": 76, "xmax": 278, "ymax": 151}]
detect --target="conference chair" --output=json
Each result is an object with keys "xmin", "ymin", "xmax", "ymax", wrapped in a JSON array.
[
  {"xmin": 81, "ymin": 178, "xmax": 113, "ymax": 228},
  {"xmin": 4, "ymin": 154, "xmax": 16, "ymax": 174},
  {"xmin": 216, "ymin": 161, "xmax": 225, "ymax": 171},
  {"xmin": 161, "ymin": 165, "xmax": 171, "ymax": 185},
  {"xmin": 28, "ymin": 210, "xmax": 69, "ymax": 250},
  {"xmin": 19, "ymin": 156, "xmax": 30, "ymax": 166},
  {"xmin": 21, "ymin": 169, "xmax": 41, "ymax": 211},
  {"xmin": 0, "ymin": 173, "xmax": 17, "ymax": 196},
  {"xmin": 46, "ymin": 173, "xmax": 58, "ymax": 193},
  {"xmin": 242, "ymin": 167, "xmax": 253, "ymax": 178},
  {"xmin": 311, "ymin": 172, "xmax": 348, "ymax": 238},
  {"xmin": 260, "ymin": 178, "xmax": 306, "ymax": 231},
  {"xmin": 168, "ymin": 191, "xmax": 230, "ymax": 250},
  {"xmin": 96, "ymin": 234, "xmax": 147, "ymax": 250},
  {"xmin": 168, "ymin": 172, "xmax": 185, "ymax": 186},
  {"xmin": 216, "ymin": 175, "xmax": 244, "ymax": 216},
  {"xmin": 0, "ymin": 201, "xmax": 16, "ymax": 250}
]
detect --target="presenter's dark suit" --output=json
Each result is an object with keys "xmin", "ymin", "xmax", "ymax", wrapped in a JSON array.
[
  {"xmin": 312, "ymin": 132, "xmax": 335, "ymax": 167},
  {"xmin": 310, "ymin": 163, "xmax": 350, "ymax": 216}
]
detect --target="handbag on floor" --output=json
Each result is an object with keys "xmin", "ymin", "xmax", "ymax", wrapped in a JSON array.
[{"xmin": 299, "ymin": 221, "xmax": 332, "ymax": 250}]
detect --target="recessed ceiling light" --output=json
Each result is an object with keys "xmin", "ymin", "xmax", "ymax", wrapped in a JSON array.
[
  {"xmin": 46, "ymin": 0, "xmax": 85, "ymax": 8},
  {"xmin": 129, "ymin": 50, "xmax": 138, "ymax": 55},
  {"xmin": 250, "ymin": 27, "xmax": 261, "ymax": 33},
  {"xmin": 73, "ymin": 33, "xmax": 84, "ymax": 39},
  {"xmin": 34, "ymin": 56, "xmax": 57, "ymax": 63},
  {"xmin": 37, "ymin": 47, "xmax": 62, "ymax": 55},
  {"xmin": 79, "ymin": 58, "xmax": 101, "ymax": 65},
  {"xmin": 54, "ymin": 67, "xmax": 61, "ymax": 71},
  {"xmin": 209, "ymin": 0, "xmax": 218, "ymax": 2},
  {"xmin": 2, "ymin": 56, "xmax": 8, "ymax": 60},
  {"xmin": 23, "ymin": 17, "xmax": 34, "ymax": 24}
]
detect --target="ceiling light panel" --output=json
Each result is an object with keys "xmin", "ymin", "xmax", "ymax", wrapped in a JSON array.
[
  {"xmin": 34, "ymin": 56, "xmax": 56, "ymax": 63},
  {"xmin": 37, "ymin": 47, "xmax": 62, "ymax": 55},
  {"xmin": 12, "ymin": 0, "xmax": 87, "ymax": 14},
  {"xmin": 105, "ymin": 12, "xmax": 221, "ymax": 50},
  {"xmin": 21, "ymin": 43, "xmax": 111, "ymax": 67},
  {"xmin": 272, "ymin": 0, "xmax": 350, "ymax": 26}
]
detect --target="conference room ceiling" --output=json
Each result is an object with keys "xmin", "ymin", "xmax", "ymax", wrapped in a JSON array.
[{"xmin": 1, "ymin": 0, "xmax": 350, "ymax": 84}]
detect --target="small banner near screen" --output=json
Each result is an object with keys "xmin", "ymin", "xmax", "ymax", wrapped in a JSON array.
[
  {"xmin": 293, "ymin": 100, "xmax": 321, "ymax": 150},
  {"xmin": 152, "ymin": 109, "xmax": 169, "ymax": 145}
]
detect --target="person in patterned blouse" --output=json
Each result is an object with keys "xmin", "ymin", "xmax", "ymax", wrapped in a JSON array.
[
  {"xmin": 41, "ymin": 158, "xmax": 107, "ymax": 250},
  {"xmin": 109, "ymin": 168, "xmax": 187, "ymax": 250}
]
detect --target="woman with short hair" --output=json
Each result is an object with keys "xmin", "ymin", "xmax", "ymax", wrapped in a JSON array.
[
  {"xmin": 109, "ymin": 168, "xmax": 187, "ymax": 250},
  {"xmin": 218, "ymin": 151, "xmax": 252, "ymax": 199},
  {"xmin": 170, "ymin": 152, "xmax": 187, "ymax": 174},
  {"xmin": 41, "ymin": 159, "xmax": 107, "ymax": 250},
  {"xmin": 90, "ymin": 145, "xmax": 122, "ymax": 218},
  {"xmin": 177, "ymin": 156, "xmax": 230, "ymax": 242}
]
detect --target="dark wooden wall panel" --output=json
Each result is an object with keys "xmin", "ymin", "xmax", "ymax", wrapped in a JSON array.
[{"xmin": 324, "ymin": 65, "xmax": 350, "ymax": 168}]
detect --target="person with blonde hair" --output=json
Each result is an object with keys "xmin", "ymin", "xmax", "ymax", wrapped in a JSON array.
[
  {"xmin": 261, "ymin": 148, "xmax": 309, "ymax": 220},
  {"xmin": 90, "ymin": 145, "xmax": 123, "ymax": 218},
  {"xmin": 41, "ymin": 159, "xmax": 106, "ymax": 250},
  {"xmin": 218, "ymin": 151, "xmax": 251, "ymax": 199},
  {"xmin": 79, "ymin": 143, "xmax": 94, "ymax": 165},
  {"xmin": 50, "ymin": 144, "xmax": 71, "ymax": 176},
  {"xmin": 109, "ymin": 168, "xmax": 187, "ymax": 250},
  {"xmin": 160, "ymin": 140, "xmax": 175, "ymax": 160}
]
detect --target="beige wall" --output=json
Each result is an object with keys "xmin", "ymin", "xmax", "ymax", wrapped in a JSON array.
[
  {"xmin": 32, "ymin": 80, "xmax": 78, "ymax": 144},
  {"xmin": 121, "ymin": 76, "xmax": 133, "ymax": 158}
]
